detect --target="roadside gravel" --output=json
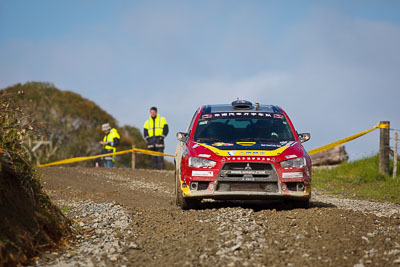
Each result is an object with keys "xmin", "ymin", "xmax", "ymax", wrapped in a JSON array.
[
  {"xmin": 36, "ymin": 201, "xmax": 136, "ymax": 267},
  {"xmin": 312, "ymin": 191, "xmax": 400, "ymax": 218}
]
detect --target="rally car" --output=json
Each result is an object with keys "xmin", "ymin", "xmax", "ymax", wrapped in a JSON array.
[{"xmin": 175, "ymin": 100, "xmax": 311, "ymax": 209}]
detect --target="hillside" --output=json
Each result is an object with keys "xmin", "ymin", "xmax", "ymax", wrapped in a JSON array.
[{"xmin": 2, "ymin": 82, "xmax": 152, "ymax": 168}]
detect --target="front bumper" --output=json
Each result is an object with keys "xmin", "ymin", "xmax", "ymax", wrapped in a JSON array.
[{"xmin": 181, "ymin": 161, "xmax": 311, "ymax": 200}]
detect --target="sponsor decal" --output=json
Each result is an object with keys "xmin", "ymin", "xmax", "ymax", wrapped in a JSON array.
[
  {"xmin": 226, "ymin": 157, "xmax": 269, "ymax": 161},
  {"xmin": 282, "ymin": 172, "xmax": 303, "ymax": 178},
  {"xmin": 285, "ymin": 155, "xmax": 297, "ymax": 159},
  {"xmin": 198, "ymin": 154, "xmax": 211, "ymax": 158},
  {"xmin": 228, "ymin": 151, "xmax": 236, "ymax": 156},
  {"xmin": 182, "ymin": 147, "xmax": 189, "ymax": 158},
  {"xmin": 274, "ymin": 114, "xmax": 284, "ymax": 119},
  {"xmin": 192, "ymin": 171, "xmax": 214, "ymax": 177},
  {"xmin": 210, "ymin": 112, "xmax": 275, "ymax": 118},
  {"xmin": 199, "ymin": 121, "xmax": 208, "ymax": 125},
  {"xmin": 193, "ymin": 144, "xmax": 200, "ymax": 148},
  {"xmin": 213, "ymin": 142, "xmax": 234, "ymax": 147},
  {"xmin": 226, "ymin": 151, "xmax": 268, "ymax": 156},
  {"xmin": 202, "ymin": 114, "xmax": 213, "ymax": 119},
  {"xmin": 261, "ymin": 143, "xmax": 282, "ymax": 148}
]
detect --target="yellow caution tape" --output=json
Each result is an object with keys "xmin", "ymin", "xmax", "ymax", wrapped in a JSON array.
[
  {"xmin": 308, "ymin": 123, "xmax": 389, "ymax": 155},
  {"xmin": 38, "ymin": 148, "xmax": 174, "ymax": 168},
  {"xmin": 37, "ymin": 123, "xmax": 390, "ymax": 167}
]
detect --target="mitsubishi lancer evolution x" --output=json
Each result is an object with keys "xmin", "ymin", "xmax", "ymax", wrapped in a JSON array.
[{"xmin": 175, "ymin": 100, "xmax": 311, "ymax": 209}]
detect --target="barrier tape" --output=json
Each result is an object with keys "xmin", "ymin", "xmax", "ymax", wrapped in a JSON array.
[
  {"xmin": 308, "ymin": 123, "xmax": 389, "ymax": 155},
  {"xmin": 37, "ymin": 148, "xmax": 174, "ymax": 168},
  {"xmin": 37, "ymin": 123, "xmax": 390, "ymax": 167}
]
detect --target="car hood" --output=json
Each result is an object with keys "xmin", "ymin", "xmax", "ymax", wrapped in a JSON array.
[{"xmin": 187, "ymin": 140, "xmax": 305, "ymax": 161}]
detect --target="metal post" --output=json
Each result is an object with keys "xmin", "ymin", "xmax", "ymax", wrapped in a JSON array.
[
  {"xmin": 393, "ymin": 131, "xmax": 398, "ymax": 179},
  {"xmin": 131, "ymin": 145, "xmax": 136, "ymax": 169},
  {"xmin": 379, "ymin": 121, "xmax": 390, "ymax": 175}
]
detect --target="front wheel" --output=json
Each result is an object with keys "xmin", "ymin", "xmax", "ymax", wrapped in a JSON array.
[{"xmin": 175, "ymin": 172, "xmax": 200, "ymax": 210}]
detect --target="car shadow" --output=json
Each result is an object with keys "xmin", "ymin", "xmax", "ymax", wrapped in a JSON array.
[{"xmin": 194, "ymin": 199, "xmax": 336, "ymax": 212}]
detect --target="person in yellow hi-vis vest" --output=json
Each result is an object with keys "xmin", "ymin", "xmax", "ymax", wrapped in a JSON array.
[
  {"xmin": 143, "ymin": 107, "xmax": 169, "ymax": 169},
  {"xmin": 99, "ymin": 123, "xmax": 120, "ymax": 168}
]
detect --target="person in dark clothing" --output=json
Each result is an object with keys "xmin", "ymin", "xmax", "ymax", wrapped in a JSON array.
[{"xmin": 143, "ymin": 107, "xmax": 169, "ymax": 169}]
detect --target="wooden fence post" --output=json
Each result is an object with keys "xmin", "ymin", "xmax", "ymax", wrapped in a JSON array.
[
  {"xmin": 132, "ymin": 145, "xmax": 136, "ymax": 169},
  {"xmin": 393, "ymin": 131, "xmax": 398, "ymax": 179},
  {"xmin": 379, "ymin": 121, "xmax": 390, "ymax": 175}
]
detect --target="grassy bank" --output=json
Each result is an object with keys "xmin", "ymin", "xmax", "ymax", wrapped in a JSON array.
[
  {"xmin": 0, "ymin": 91, "xmax": 71, "ymax": 265},
  {"xmin": 312, "ymin": 155, "xmax": 400, "ymax": 203}
]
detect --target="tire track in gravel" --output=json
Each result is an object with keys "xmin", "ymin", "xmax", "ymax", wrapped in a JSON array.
[{"xmin": 40, "ymin": 167, "xmax": 400, "ymax": 267}]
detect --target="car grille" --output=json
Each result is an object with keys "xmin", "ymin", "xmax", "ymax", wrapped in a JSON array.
[{"xmin": 217, "ymin": 163, "xmax": 279, "ymax": 193}]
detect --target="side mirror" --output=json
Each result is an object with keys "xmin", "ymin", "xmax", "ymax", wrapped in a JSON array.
[
  {"xmin": 176, "ymin": 132, "xmax": 189, "ymax": 143},
  {"xmin": 298, "ymin": 133, "xmax": 311, "ymax": 143}
]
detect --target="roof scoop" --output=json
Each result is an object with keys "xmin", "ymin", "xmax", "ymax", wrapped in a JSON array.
[{"xmin": 231, "ymin": 99, "xmax": 253, "ymax": 110}]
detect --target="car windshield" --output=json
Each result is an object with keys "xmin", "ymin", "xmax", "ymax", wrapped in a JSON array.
[{"xmin": 194, "ymin": 116, "xmax": 295, "ymax": 143}]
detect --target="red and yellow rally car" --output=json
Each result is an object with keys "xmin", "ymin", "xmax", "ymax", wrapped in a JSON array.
[{"xmin": 175, "ymin": 100, "xmax": 311, "ymax": 209}]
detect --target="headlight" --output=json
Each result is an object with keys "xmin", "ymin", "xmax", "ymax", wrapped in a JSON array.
[
  {"xmin": 280, "ymin": 157, "xmax": 305, "ymax": 168},
  {"xmin": 188, "ymin": 157, "xmax": 217, "ymax": 168}
]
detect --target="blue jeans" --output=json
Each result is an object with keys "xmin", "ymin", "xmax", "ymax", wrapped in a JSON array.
[{"xmin": 104, "ymin": 160, "xmax": 114, "ymax": 168}]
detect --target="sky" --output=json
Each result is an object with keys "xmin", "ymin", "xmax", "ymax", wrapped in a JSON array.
[{"xmin": 1, "ymin": 0, "xmax": 400, "ymax": 159}]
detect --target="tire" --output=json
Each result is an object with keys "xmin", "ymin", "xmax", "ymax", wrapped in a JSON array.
[
  {"xmin": 175, "ymin": 170, "xmax": 183, "ymax": 206},
  {"xmin": 175, "ymin": 171, "xmax": 200, "ymax": 210}
]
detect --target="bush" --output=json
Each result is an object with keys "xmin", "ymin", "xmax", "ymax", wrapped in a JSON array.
[{"xmin": 0, "ymin": 90, "xmax": 71, "ymax": 265}]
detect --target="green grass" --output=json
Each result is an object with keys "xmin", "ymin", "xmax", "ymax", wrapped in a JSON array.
[
  {"xmin": 312, "ymin": 155, "xmax": 400, "ymax": 203},
  {"xmin": 60, "ymin": 206, "xmax": 71, "ymax": 214}
]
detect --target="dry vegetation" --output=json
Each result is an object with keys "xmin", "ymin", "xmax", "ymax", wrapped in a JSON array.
[{"xmin": 0, "ymin": 90, "xmax": 71, "ymax": 265}]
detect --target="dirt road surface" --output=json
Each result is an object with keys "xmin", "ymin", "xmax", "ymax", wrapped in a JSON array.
[{"xmin": 39, "ymin": 167, "xmax": 400, "ymax": 267}]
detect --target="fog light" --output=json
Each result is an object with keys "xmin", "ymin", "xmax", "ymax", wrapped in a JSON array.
[
  {"xmin": 297, "ymin": 183, "xmax": 305, "ymax": 191},
  {"xmin": 190, "ymin": 182, "xmax": 198, "ymax": 191}
]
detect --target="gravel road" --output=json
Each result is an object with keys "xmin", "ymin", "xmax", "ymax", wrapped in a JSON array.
[{"xmin": 36, "ymin": 167, "xmax": 400, "ymax": 267}]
